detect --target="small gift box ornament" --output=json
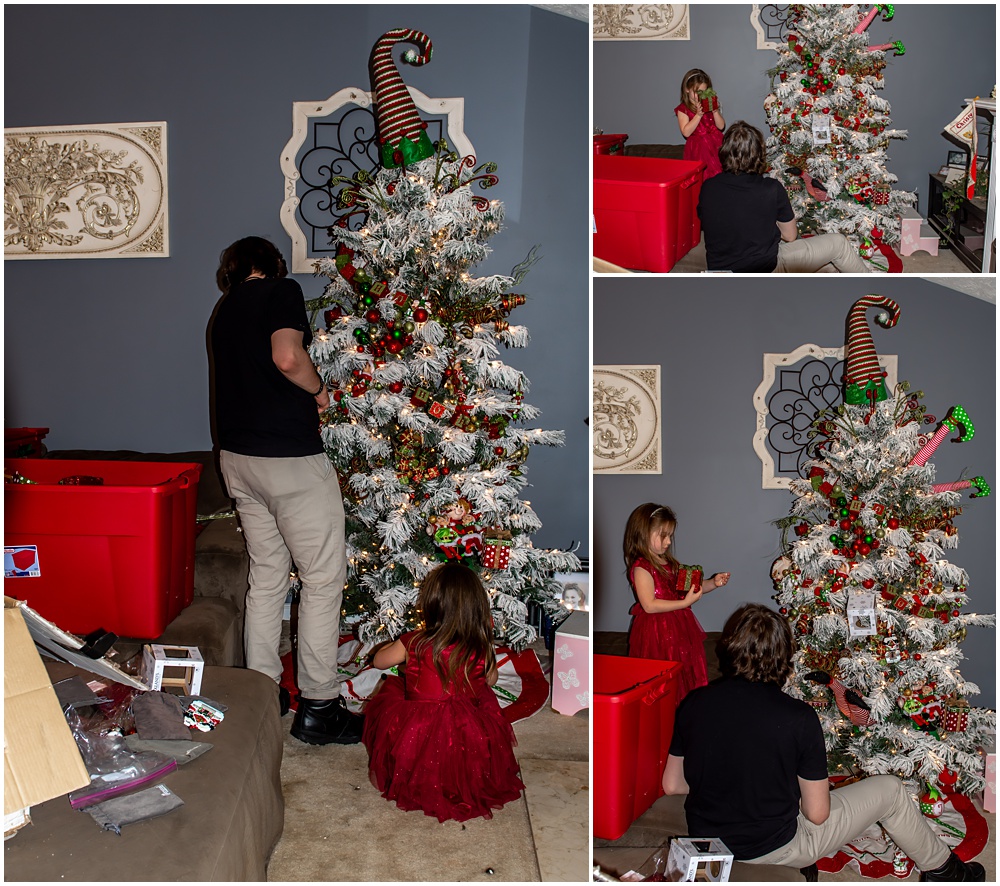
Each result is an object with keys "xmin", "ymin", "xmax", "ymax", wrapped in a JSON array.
[
  {"xmin": 675, "ymin": 565, "xmax": 703, "ymax": 593},
  {"xmin": 873, "ymin": 184, "xmax": 891, "ymax": 205},
  {"xmin": 481, "ymin": 527, "xmax": 513, "ymax": 570},
  {"xmin": 698, "ymin": 88, "xmax": 720, "ymax": 114},
  {"xmin": 944, "ymin": 698, "xmax": 970, "ymax": 733}
]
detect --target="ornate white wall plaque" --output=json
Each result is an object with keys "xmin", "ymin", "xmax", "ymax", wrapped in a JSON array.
[
  {"xmin": 5, "ymin": 122, "xmax": 168, "ymax": 260},
  {"xmin": 280, "ymin": 87, "xmax": 474, "ymax": 274},
  {"xmin": 752, "ymin": 344, "xmax": 897, "ymax": 489},
  {"xmin": 750, "ymin": 4, "xmax": 793, "ymax": 51},
  {"xmin": 593, "ymin": 4, "xmax": 689, "ymax": 40},
  {"xmin": 593, "ymin": 365, "xmax": 661, "ymax": 474}
]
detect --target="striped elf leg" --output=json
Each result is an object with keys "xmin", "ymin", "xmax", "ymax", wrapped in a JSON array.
[{"xmin": 369, "ymin": 28, "xmax": 435, "ymax": 168}]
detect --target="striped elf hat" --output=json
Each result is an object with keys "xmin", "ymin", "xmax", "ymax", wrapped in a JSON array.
[
  {"xmin": 369, "ymin": 28, "xmax": 435, "ymax": 169},
  {"xmin": 843, "ymin": 294, "xmax": 900, "ymax": 405}
]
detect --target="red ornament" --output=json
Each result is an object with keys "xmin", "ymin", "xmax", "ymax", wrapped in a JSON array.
[
  {"xmin": 413, "ymin": 307, "xmax": 429, "ymax": 323},
  {"xmin": 887, "ymin": 517, "xmax": 900, "ymax": 530}
]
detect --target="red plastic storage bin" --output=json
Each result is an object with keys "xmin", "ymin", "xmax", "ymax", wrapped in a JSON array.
[
  {"xmin": 5, "ymin": 428, "xmax": 50, "ymax": 459},
  {"xmin": 593, "ymin": 654, "xmax": 681, "ymax": 840},
  {"xmin": 593, "ymin": 133, "xmax": 628, "ymax": 156},
  {"xmin": 4, "ymin": 458, "xmax": 202, "ymax": 638},
  {"xmin": 593, "ymin": 155, "xmax": 705, "ymax": 272}
]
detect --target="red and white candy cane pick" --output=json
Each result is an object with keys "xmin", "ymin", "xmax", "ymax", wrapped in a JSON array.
[
  {"xmin": 933, "ymin": 476, "xmax": 991, "ymax": 498},
  {"xmin": 909, "ymin": 406, "xmax": 974, "ymax": 467}
]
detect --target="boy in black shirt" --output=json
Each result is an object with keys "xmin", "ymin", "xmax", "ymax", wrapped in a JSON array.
[
  {"xmin": 664, "ymin": 603, "xmax": 984, "ymax": 881},
  {"xmin": 698, "ymin": 122, "xmax": 871, "ymax": 273}
]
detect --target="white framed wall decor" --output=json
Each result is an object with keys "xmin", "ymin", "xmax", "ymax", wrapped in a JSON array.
[
  {"xmin": 593, "ymin": 4, "xmax": 689, "ymax": 40},
  {"xmin": 752, "ymin": 344, "xmax": 897, "ymax": 489},
  {"xmin": 279, "ymin": 87, "xmax": 474, "ymax": 274},
  {"xmin": 750, "ymin": 4, "xmax": 794, "ymax": 51},
  {"xmin": 593, "ymin": 364, "xmax": 661, "ymax": 474},
  {"xmin": 4, "ymin": 122, "xmax": 168, "ymax": 260}
]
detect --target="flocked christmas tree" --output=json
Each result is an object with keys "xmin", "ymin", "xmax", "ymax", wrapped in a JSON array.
[
  {"xmin": 764, "ymin": 4, "xmax": 916, "ymax": 270},
  {"xmin": 771, "ymin": 296, "xmax": 995, "ymax": 823},
  {"xmin": 305, "ymin": 28, "xmax": 578, "ymax": 650}
]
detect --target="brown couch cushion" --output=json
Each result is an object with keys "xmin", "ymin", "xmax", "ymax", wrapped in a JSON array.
[
  {"xmin": 623, "ymin": 144, "xmax": 687, "ymax": 160},
  {"xmin": 4, "ymin": 663, "xmax": 283, "ymax": 880}
]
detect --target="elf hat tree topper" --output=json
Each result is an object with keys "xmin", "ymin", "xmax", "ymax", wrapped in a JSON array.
[
  {"xmin": 369, "ymin": 28, "xmax": 435, "ymax": 169},
  {"xmin": 842, "ymin": 294, "xmax": 900, "ymax": 406}
]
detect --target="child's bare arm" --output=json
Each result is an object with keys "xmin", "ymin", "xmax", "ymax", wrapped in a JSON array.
[
  {"xmin": 371, "ymin": 638, "xmax": 406, "ymax": 670},
  {"xmin": 635, "ymin": 566, "xmax": 702, "ymax": 612},
  {"xmin": 486, "ymin": 663, "xmax": 499, "ymax": 687},
  {"xmin": 677, "ymin": 109, "xmax": 702, "ymax": 138}
]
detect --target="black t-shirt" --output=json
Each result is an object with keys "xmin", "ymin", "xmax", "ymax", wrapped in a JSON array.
[
  {"xmin": 210, "ymin": 276, "xmax": 323, "ymax": 457},
  {"xmin": 697, "ymin": 174, "xmax": 795, "ymax": 273},
  {"xmin": 669, "ymin": 676, "xmax": 828, "ymax": 860}
]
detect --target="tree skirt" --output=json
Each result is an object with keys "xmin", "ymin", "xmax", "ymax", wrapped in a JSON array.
[
  {"xmin": 279, "ymin": 637, "xmax": 549, "ymax": 724},
  {"xmin": 816, "ymin": 789, "xmax": 989, "ymax": 879}
]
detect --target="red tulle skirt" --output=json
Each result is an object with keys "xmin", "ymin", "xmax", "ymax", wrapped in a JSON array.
[
  {"xmin": 362, "ymin": 675, "xmax": 525, "ymax": 822},
  {"xmin": 628, "ymin": 604, "xmax": 708, "ymax": 702}
]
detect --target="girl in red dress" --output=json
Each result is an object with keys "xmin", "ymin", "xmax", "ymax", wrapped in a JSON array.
[
  {"xmin": 675, "ymin": 68, "xmax": 726, "ymax": 180},
  {"xmin": 624, "ymin": 503, "xmax": 730, "ymax": 702},
  {"xmin": 362, "ymin": 562, "xmax": 525, "ymax": 822}
]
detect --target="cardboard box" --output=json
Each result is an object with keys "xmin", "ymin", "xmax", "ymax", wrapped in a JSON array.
[
  {"xmin": 551, "ymin": 609, "xmax": 590, "ymax": 716},
  {"xmin": 3, "ymin": 599, "xmax": 90, "ymax": 831},
  {"xmin": 143, "ymin": 644, "xmax": 204, "ymax": 696}
]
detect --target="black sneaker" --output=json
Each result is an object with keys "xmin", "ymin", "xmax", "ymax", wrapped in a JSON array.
[
  {"xmin": 800, "ymin": 863, "xmax": 819, "ymax": 882},
  {"xmin": 290, "ymin": 696, "xmax": 364, "ymax": 745},
  {"xmin": 278, "ymin": 685, "xmax": 291, "ymax": 717},
  {"xmin": 920, "ymin": 852, "xmax": 986, "ymax": 882}
]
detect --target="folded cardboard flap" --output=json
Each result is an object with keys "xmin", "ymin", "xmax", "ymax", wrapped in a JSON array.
[
  {"xmin": 3, "ymin": 600, "xmax": 91, "ymax": 817},
  {"xmin": 4, "ymin": 595, "xmax": 147, "ymax": 691}
]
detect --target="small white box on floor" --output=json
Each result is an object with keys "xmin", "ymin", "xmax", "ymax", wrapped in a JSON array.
[
  {"xmin": 143, "ymin": 644, "xmax": 204, "ymax": 695},
  {"xmin": 551, "ymin": 609, "xmax": 589, "ymax": 716},
  {"xmin": 667, "ymin": 837, "xmax": 733, "ymax": 882}
]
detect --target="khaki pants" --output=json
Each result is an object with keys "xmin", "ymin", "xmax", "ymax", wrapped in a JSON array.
[
  {"xmin": 220, "ymin": 451, "xmax": 347, "ymax": 700},
  {"xmin": 775, "ymin": 233, "xmax": 872, "ymax": 273},
  {"xmin": 744, "ymin": 775, "xmax": 950, "ymax": 871}
]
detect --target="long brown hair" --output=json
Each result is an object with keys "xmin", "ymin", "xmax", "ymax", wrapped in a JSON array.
[
  {"xmin": 719, "ymin": 121, "xmax": 767, "ymax": 175},
  {"xmin": 216, "ymin": 236, "xmax": 288, "ymax": 295},
  {"xmin": 623, "ymin": 502, "xmax": 679, "ymax": 582},
  {"xmin": 411, "ymin": 563, "xmax": 496, "ymax": 691},
  {"xmin": 679, "ymin": 68, "xmax": 712, "ymax": 114},
  {"xmin": 716, "ymin": 603, "xmax": 795, "ymax": 685}
]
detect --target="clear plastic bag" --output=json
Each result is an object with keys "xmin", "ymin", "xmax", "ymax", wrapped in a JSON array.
[{"xmin": 64, "ymin": 705, "xmax": 177, "ymax": 809}]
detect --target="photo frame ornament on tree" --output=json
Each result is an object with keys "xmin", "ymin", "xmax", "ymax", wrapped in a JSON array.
[
  {"xmin": 279, "ymin": 87, "xmax": 474, "ymax": 274},
  {"xmin": 593, "ymin": 365, "xmax": 661, "ymax": 474},
  {"xmin": 4, "ymin": 122, "xmax": 168, "ymax": 260},
  {"xmin": 752, "ymin": 344, "xmax": 897, "ymax": 489}
]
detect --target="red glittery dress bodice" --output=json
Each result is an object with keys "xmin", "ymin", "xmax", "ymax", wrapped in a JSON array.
[
  {"xmin": 675, "ymin": 103, "xmax": 723, "ymax": 180},
  {"xmin": 362, "ymin": 632, "xmax": 525, "ymax": 822},
  {"xmin": 628, "ymin": 557, "xmax": 708, "ymax": 702}
]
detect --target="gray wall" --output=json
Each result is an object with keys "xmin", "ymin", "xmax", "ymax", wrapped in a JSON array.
[
  {"xmin": 593, "ymin": 278, "xmax": 996, "ymax": 707},
  {"xmin": 4, "ymin": 4, "xmax": 589, "ymax": 555},
  {"xmin": 593, "ymin": 4, "xmax": 996, "ymax": 219}
]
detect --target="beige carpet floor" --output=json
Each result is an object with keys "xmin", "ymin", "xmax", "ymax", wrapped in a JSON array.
[{"xmin": 267, "ymin": 732, "xmax": 540, "ymax": 882}]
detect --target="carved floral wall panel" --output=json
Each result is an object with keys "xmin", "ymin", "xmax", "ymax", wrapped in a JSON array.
[
  {"xmin": 4, "ymin": 122, "xmax": 168, "ymax": 260},
  {"xmin": 752, "ymin": 344, "xmax": 897, "ymax": 489},
  {"xmin": 593, "ymin": 4, "xmax": 689, "ymax": 40},
  {"xmin": 280, "ymin": 87, "xmax": 473, "ymax": 274},
  {"xmin": 593, "ymin": 365, "xmax": 661, "ymax": 474}
]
